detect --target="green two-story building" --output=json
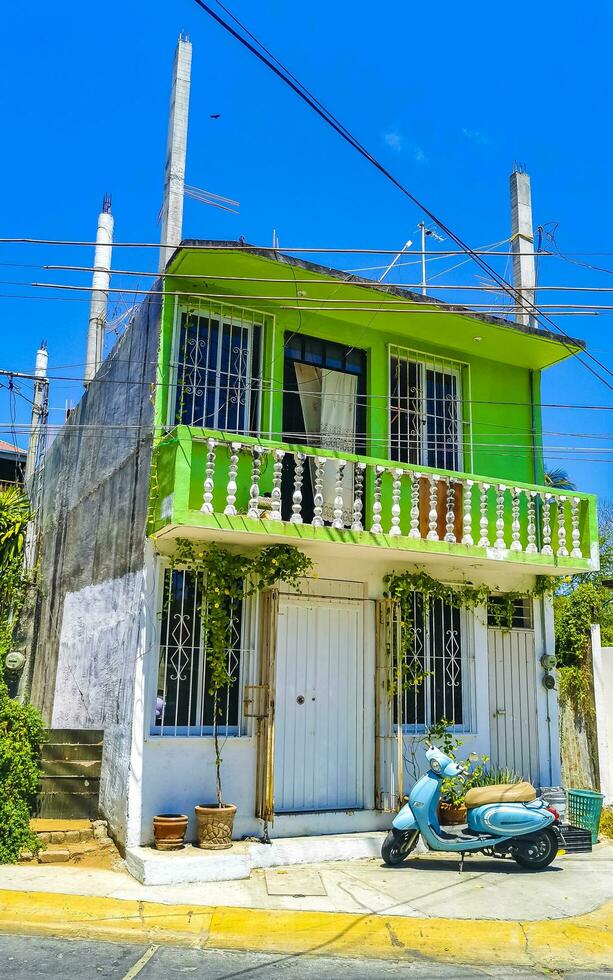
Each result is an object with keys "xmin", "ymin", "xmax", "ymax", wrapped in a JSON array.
[{"xmin": 29, "ymin": 242, "xmax": 599, "ymax": 857}]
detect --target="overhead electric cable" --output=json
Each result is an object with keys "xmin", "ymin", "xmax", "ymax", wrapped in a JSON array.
[{"xmin": 190, "ymin": 0, "xmax": 613, "ymax": 391}]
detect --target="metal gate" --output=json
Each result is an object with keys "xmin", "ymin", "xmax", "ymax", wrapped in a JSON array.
[
  {"xmin": 487, "ymin": 627, "xmax": 539, "ymax": 783},
  {"xmin": 274, "ymin": 595, "xmax": 365, "ymax": 812}
]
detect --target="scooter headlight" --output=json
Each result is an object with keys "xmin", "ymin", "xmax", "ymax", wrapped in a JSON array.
[{"xmin": 430, "ymin": 758, "xmax": 442, "ymax": 773}]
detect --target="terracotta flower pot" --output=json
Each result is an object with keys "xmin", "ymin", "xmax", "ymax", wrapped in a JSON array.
[
  {"xmin": 153, "ymin": 813, "xmax": 188, "ymax": 850},
  {"xmin": 438, "ymin": 801, "xmax": 467, "ymax": 826},
  {"xmin": 195, "ymin": 803, "xmax": 237, "ymax": 850}
]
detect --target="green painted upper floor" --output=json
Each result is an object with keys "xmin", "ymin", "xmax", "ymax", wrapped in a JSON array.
[{"xmin": 154, "ymin": 243, "xmax": 585, "ymax": 487}]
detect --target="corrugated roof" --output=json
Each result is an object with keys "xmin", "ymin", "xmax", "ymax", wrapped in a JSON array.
[{"xmin": 0, "ymin": 440, "xmax": 26, "ymax": 455}]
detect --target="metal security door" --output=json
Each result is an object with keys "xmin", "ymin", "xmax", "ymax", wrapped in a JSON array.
[
  {"xmin": 487, "ymin": 628, "xmax": 539, "ymax": 783},
  {"xmin": 275, "ymin": 596, "xmax": 364, "ymax": 812}
]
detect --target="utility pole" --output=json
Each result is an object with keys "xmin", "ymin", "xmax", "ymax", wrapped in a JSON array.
[
  {"xmin": 85, "ymin": 196, "xmax": 114, "ymax": 386},
  {"xmin": 418, "ymin": 223, "xmax": 444, "ymax": 295},
  {"xmin": 159, "ymin": 34, "xmax": 192, "ymax": 273},
  {"xmin": 510, "ymin": 165, "xmax": 537, "ymax": 328},
  {"xmin": 24, "ymin": 343, "xmax": 48, "ymax": 487}
]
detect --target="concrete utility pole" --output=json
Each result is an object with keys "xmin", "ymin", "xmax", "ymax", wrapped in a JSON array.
[
  {"xmin": 510, "ymin": 166, "xmax": 537, "ymax": 328},
  {"xmin": 84, "ymin": 195, "xmax": 114, "ymax": 385},
  {"xmin": 159, "ymin": 34, "xmax": 192, "ymax": 273},
  {"xmin": 24, "ymin": 343, "xmax": 48, "ymax": 487}
]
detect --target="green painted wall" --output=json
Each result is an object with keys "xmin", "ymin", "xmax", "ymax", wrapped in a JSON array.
[{"xmin": 154, "ymin": 247, "xmax": 577, "ymax": 487}]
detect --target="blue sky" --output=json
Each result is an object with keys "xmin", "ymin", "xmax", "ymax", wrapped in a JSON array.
[{"xmin": 1, "ymin": 1, "xmax": 612, "ymax": 499}]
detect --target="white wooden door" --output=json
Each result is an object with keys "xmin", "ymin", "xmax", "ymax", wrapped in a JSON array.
[
  {"xmin": 274, "ymin": 595, "xmax": 364, "ymax": 812},
  {"xmin": 487, "ymin": 628, "xmax": 539, "ymax": 783}
]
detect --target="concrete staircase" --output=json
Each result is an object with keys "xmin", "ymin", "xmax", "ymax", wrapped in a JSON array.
[{"xmin": 36, "ymin": 729, "xmax": 103, "ymax": 819}]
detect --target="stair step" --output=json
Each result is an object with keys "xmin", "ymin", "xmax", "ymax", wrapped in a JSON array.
[
  {"xmin": 39, "ymin": 776, "xmax": 100, "ymax": 795},
  {"xmin": 42, "ymin": 742, "xmax": 103, "ymax": 762},
  {"xmin": 45, "ymin": 729, "xmax": 104, "ymax": 745},
  {"xmin": 35, "ymin": 794, "xmax": 100, "ymax": 820},
  {"xmin": 41, "ymin": 759, "xmax": 101, "ymax": 778}
]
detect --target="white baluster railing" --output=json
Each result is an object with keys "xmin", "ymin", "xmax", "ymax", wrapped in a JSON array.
[
  {"xmin": 195, "ymin": 438, "xmax": 589, "ymax": 563},
  {"xmin": 541, "ymin": 493, "xmax": 554, "ymax": 556},
  {"xmin": 444, "ymin": 479, "xmax": 456, "ymax": 543},
  {"xmin": 494, "ymin": 485, "xmax": 507, "ymax": 552},
  {"xmin": 371, "ymin": 466, "xmax": 384, "ymax": 534},
  {"xmin": 390, "ymin": 468, "xmax": 403, "ymax": 537},
  {"xmin": 312, "ymin": 457, "xmax": 325, "ymax": 528},
  {"xmin": 526, "ymin": 490, "xmax": 538, "ymax": 554},
  {"xmin": 201, "ymin": 437, "xmax": 217, "ymax": 514},
  {"xmin": 223, "ymin": 442, "xmax": 241, "ymax": 516},
  {"xmin": 332, "ymin": 459, "xmax": 346, "ymax": 529},
  {"xmin": 290, "ymin": 452, "xmax": 305, "ymax": 525},
  {"xmin": 426, "ymin": 475, "xmax": 440, "ymax": 541},
  {"xmin": 351, "ymin": 462, "xmax": 366, "ymax": 531},
  {"xmin": 510, "ymin": 487, "xmax": 522, "ymax": 552},
  {"xmin": 461, "ymin": 479, "xmax": 473, "ymax": 547},
  {"xmin": 478, "ymin": 483, "xmax": 490, "ymax": 548},
  {"xmin": 409, "ymin": 472, "xmax": 421, "ymax": 540},
  {"xmin": 269, "ymin": 449, "xmax": 285, "ymax": 522},
  {"xmin": 557, "ymin": 496, "xmax": 569, "ymax": 557},
  {"xmin": 247, "ymin": 445, "xmax": 264, "ymax": 520},
  {"xmin": 570, "ymin": 497, "xmax": 582, "ymax": 559}
]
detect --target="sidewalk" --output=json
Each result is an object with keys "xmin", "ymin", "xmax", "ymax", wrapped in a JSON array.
[{"xmin": 0, "ymin": 842, "xmax": 612, "ymax": 971}]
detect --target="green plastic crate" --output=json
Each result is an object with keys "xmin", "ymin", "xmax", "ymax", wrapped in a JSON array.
[{"xmin": 566, "ymin": 788, "xmax": 604, "ymax": 844}]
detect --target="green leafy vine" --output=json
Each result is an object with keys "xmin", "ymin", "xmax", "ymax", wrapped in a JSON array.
[
  {"xmin": 382, "ymin": 569, "xmax": 557, "ymax": 703},
  {"xmin": 168, "ymin": 540, "xmax": 313, "ymax": 806}
]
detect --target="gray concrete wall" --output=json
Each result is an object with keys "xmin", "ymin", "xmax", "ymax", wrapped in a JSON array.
[{"xmin": 27, "ymin": 295, "xmax": 160, "ymax": 842}]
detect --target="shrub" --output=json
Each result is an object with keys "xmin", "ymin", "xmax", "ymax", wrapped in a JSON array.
[
  {"xmin": 599, "ymin": 807, "xmax": 613, "ymax": 839},
  {"xmin": 0, "ymin": 683, "xmax": 44, "ymax": 863}
]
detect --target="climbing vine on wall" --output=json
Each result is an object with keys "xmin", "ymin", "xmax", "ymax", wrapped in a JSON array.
[
  {"xmin": 382, "ymin": 568, "xmax": 557, "ymax": 699},
  {"xmin": 168, "ymin": 539, "xmax": 313, "ymax": 805}
]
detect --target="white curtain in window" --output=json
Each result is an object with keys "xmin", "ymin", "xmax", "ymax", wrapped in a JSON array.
[{"xmin": 294, "ymin": 364, "xmax": 356, "ymax": 524}]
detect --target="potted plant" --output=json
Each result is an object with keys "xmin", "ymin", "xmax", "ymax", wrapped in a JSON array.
[
  {"xmin": 172, "ymin": 541, "xmax": 312, "ymax": 850},
  {"xmin": 153, "ymin": 813, "xmax": 189, "ymax": 850}
]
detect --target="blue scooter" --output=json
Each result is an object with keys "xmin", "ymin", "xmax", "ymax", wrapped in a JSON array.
[{"xmin": 382, "ymin": 744, "xmax": 561, "ymax": 871}]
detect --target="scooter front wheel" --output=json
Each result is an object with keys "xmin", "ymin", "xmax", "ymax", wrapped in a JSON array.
[
  {"xmin": 513, "ymin": 829, "xmax": 558, "ymax": 870},
  {"xmin": 381, "ymin": 829, "xmax": 419, "ymax": 866}
]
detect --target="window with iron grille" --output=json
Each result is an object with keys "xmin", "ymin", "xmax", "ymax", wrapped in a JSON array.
[
  {"xmin": 170, "ymin": 302, "xmax": 263, "ymax": 433},
  {"xmin": 395, "ymin": 593, "xmax": 474, "ymax": 732},
  {"xmin": 487, "ymin": 596, "xmax": 534, "ymax": 630},
  {"xmin": 389, "ymin": 345, "xmax": 470, "ymax": 471},
  {"xmin": 153, "ymin": 567, "xmax": 246, "ymax": 736}
]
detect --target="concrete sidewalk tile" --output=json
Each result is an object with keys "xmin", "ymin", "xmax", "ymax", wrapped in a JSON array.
[{"xmin": 264, "ymin": 869, "xmax": 327, "ymax": 897}]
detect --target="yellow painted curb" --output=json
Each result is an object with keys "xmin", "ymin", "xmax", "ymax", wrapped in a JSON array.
[{"xmin": 0, "ymin": 890, "xmax": 610, "ymax": 970}]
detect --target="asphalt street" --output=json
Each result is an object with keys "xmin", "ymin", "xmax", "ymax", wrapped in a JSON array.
[{"xmin": 0, "ymin": 935, "xmax": 611, "ymax": 980}]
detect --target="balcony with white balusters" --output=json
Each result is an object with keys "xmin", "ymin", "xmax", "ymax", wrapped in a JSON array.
[{"xmin": 150, "ymin": 426, "xmax": 600, "ymax": 576}]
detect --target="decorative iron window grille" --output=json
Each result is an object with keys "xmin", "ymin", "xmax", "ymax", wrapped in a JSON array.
[
  {"xmin": 395, "ymin": 593, "xmax": 475, "ymax": 733},
  {"xmin": 389, "ymin": 345, "xmax": 471, "ymax": 471},
  {"xmin": 170, "ymin": 300, "xmax": 263, "ymax": 434},
  {"xmin": 153, "ymin": 567, "xmax": 252, "ymax": 736},
  {"xmin": 487, "ymin": 596, "xmax": 534, "ymax": 630}
]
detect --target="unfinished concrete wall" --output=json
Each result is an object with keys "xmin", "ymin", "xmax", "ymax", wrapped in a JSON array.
[{"xmin": 28, "ymin": 294, "xmax": 160, "ymax": 842}]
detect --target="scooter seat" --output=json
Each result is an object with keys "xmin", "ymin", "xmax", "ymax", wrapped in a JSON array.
[{"xmin": 465, "ymin": 782, "xmax": 536, "ymax": 808}]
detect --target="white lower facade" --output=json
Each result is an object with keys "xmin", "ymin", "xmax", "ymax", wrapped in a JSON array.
[{"xmin": 117, "ymin": 546, "xmax": 561, "ymax": 850}]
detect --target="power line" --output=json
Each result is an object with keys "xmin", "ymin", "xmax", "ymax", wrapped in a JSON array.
[
  {"xmin": 41, "ymin": 265, "xmax": 613, "ymax": 293},
  {"xmin": 189, "ymin": 0, "xmax": 613, "ymax": 392},
  {"xmin": 23, "ymin": 281, "xmax": 613, "ymax": 316}
]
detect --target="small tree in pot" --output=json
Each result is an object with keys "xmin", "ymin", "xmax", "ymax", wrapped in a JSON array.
[{"xmin": 172, "ymin": 540, "xmax": 313, "ymax": 849}]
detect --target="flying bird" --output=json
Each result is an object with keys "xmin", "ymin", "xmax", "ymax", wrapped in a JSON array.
[{"xmin": 210, "ymin": 113, "xmax": 221, "ymax": 119}]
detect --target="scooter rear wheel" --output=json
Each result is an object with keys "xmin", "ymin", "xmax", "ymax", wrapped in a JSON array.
[
  {"xmin": 381, "ymin": 829, "xmax": 419, "ymax": 866},
  {"xmin": 513, "ymin": 829, "xmax": 558, "ymax": 870}
]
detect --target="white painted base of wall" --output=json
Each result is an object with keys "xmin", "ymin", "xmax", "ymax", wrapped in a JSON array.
[{"xmin": 126, "ymin": 831, "xmax": 391, "ymax": 885}]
